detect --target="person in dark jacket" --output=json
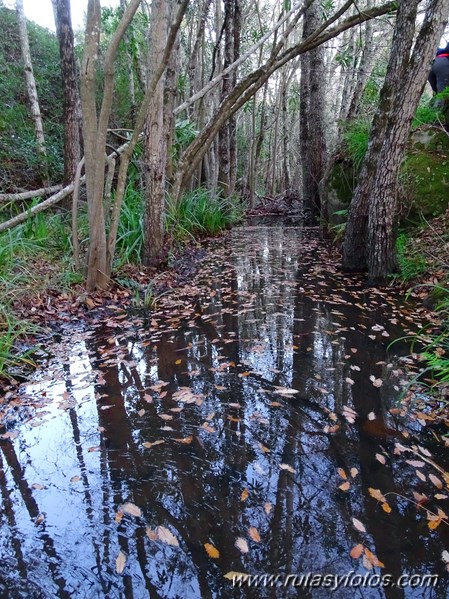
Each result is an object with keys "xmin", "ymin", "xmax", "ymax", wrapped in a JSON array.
[{"xmin": 428, "ymin": 42, "xmax": 449, "ymax": 128}]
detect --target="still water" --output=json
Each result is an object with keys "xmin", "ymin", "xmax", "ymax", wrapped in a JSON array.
[{"xmin": 0, "ymin": 225, "xmax": 448, "ymax": 598}]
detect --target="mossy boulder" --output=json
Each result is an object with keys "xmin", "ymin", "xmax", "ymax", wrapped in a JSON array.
[
  {"xmin": 402, "ymin": 126, "xmax": 449, "ymax": 222},
  {"xmin": 323, "ymin": 157, "xmax": 358, "ymax": 224},
  {"xmin": 323, "ymin": 125, "xmax": 449, "ymax": 225}
]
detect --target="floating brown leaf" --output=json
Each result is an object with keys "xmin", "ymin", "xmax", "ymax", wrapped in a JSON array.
[
  {"xmin": 156, "ymin": 526, "xmax": 179, "ymax": 546},
  {"xmin": 116, "ymin": 551, "xmax": 126, "ymax": 574},
  {"xmin": 173, "ymin": 436, "xmax": 193, "ymax": 444},
  {"xmin": 382, "ymin": 503, "xmax": 392, "ymax": 514},
  {"xmin": 337, "ymin": 468, "xmax": 347, "ymax": 480},
  {"xmin": 264, "ymin": 502, "xmax": 273, "ymax": 514},
  {"xmin": 204, "ymin": 543, "xmax": 220, "ymax": 558},
  {"xmin": 248, "ymin": 527, "xmax": 261, "ymax": 542},
  {"xmin": 364, "ymin": 547, "xmax": 385, "ymax": 568},
  {"xmin": 350, "ymin": 468, "xmax": 359, "ymax": 478},
  {"xmin": 339, "ymin": 482, "xmax": 350, "ymax": 492},
  {"xmin": 70, "ymin": 475, "xmax": 81, "ymax": 483},
  {"xmin": 429, "ymin": 474, "xmax": 443, "ymax": 489},
  {"xmin": 241, "ymin": 488, "xmax": 249, "ymax": 502},
  {"xmin": 368, "ymin": 488, "xmax": 386, "ymax": 503},
  {"xmin": 143, "ymin": 440, "xmax": 165, "ymax": 449},
  {"xmin": 375, "ymin": 454, "xmax": 386, "ymax": 465},
  {"xmin": 350, "ymin": 544, "xmax": 364, "ymax": 559}
]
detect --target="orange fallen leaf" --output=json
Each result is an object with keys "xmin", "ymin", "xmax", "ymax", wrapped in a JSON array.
[
  {"xmin": 382, "ymin": 503, "xmax": 392, "ymax": 514},
  {"xmin": 173, "ymin": 436, "xmax": 193, "ymax": 444},
  {"xmin": 241, "ymin": 488, "xmax": 249, "ymax": 502},
  {"xmin": 339, "ymin": 481, "xmax": 350, "ymax": 492},
  {"xmin": 368, "ymin": 488, "xmax": 386, "ymax": 503},
  {"xmin": 175, "ymin": 359, "xmax": 182, "ymax": 365},
  {"xmin": 350, "ymin": 544, "xmax": 364, "ymax": 559},
  {"xmin": 143, "ymin": 440, "xmax": 165, "ymax": 449},
  {"xmin": 156, "ymin": 526, "xmax": 179, "ymax": 546},
  {"xmin": 248, "ymin": 527, "xmax": 261, "ymax": 542},
  {"xmin": 337, "ymin": 468, "xmax": 347, "ymax": 480},
  {"xmin": 204, "ymin": 543, "xmax": 220, "ymax": 558},
  {"xmin": 364, "ymin": 547, "xmax": 385, "ymax": 568}
]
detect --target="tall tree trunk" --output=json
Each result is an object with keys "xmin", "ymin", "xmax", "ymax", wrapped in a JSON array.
[
  {"xmin": 51, "ymin": 0, "xmax": 81, "ymax": 209},
  {"xmin": 343, "ymin": 0, "xmax": 449, "ymax": 282},
  {"xmin": 299, "ymin": 1, "xmax": 327, "ymax": 223},
  {"xmin": 217, "ymin": 0, "xmax": 234, "ymax": 194},
  {"xmin": 16, "ymin": 0, "xmax": 49, "ymax": 185},
  {"xmin": 142, "ymin": 0, "xmax": 169, "ymax": 266}
]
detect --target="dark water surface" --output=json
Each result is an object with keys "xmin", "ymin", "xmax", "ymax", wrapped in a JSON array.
[{"xmin": 1, "ymin": 225, "xmax": 448, "ymax": 598}]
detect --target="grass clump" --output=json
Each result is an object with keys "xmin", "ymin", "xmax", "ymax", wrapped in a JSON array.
[
  {"xmin": 394, "ymin": 231, "xmax": 428, "ymax": 283},
  {"xmin": 166, "ymin": 187, "xmax": 244, "ymax": 244}
]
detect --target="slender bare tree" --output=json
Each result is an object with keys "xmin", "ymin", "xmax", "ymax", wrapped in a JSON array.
[{"xmin": 16, "ymin": 0, "xmax": 48, "ymax": 185}]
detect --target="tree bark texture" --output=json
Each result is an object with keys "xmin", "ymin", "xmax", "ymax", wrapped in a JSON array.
[
  {"xmin": 143, "ymin": 0, "xmax": 170, "ymax": 266},
  {"xmin": 52, "ymin": 0, "xmax": 81, "ymax": 208},
  {"xmin": 299, "ymin": 1, "xmax": 327, "ymax": 224}
]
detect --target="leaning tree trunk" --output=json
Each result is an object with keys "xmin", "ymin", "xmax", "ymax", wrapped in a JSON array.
[
  {"xmin": 142, "ymin": 0, "xmax": 169, "ymax": 266},
  {"xmin": 299, "ymin": 1, "xmax": 327, "ymax": 224},
  {"xmin": 343, "ymin": 0, "xmax": 449, "ymax": 282},
  {"xmin": 16, "ymin": 0, "xmax": 49, "ymax": 185},
  {"xmin": 367, "ymin": 0, "xmax": 449, "ymax": 282},
  {"xmin": 52, "ymin": 0, "xmax": 81, "ymax": 210}
]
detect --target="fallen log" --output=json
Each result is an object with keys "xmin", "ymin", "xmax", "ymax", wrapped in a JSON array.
[
  {"xmin": 0, "ymin": 185, "xmax": 62, "ymax": 203},
  {"xmin": 0, "ymin": 181, "xmax": 80, "ymax": 234}
]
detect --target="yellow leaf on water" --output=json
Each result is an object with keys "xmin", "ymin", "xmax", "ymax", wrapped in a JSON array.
[
  {"xmin": 204, "ymin": 543, "xmax": 220, "ymax": 558},
  {"xmin": 350, "ymin": 468, "xmax": 359, "ymax": 478},
  {"xmin": 115, "ymin": 512, "xmax": 123, "ymax": 524},
  {"xmin": 339, "ymin": 482, "xmax": 350, "ymax": 492},
  {"xmin": 175, "ymin": 359, "xmax": 182, "ymax": 365},
  {"xmin": 235, "ymin": 537, "xmax": 249, "ymax": 553},
  {"xmin": 375, "ymin": 454, "xmax": 386, "ymax": 465},
  {"xmin": 248, "ymin": 527, "xmax": 261, "ymax": 542},
  {"xmin": 241, "ymin": 488, "xmax": 249, "ymax": 502},
  {"xmin": 116, "ymin": 551, "xmax": 126, "ymax": 574},
  {"xmin": 70, "ymin": 475, "xmax": 81, "ymax": 483},
  {"xmin": 350, "ymin": 544, "xmax": 364, "ymax": 559},
  {"xmin": 382, "ymin": 503, "xmax": 392, "ymax": 514},
  {"xmin": 428, "ymin": 517, "xmax": 442, "ymax": 530}
]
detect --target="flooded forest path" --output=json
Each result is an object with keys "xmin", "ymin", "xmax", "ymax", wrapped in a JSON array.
[{"xmin": 1, "ymin": 222, "xmax": 449, "ymax": 598}]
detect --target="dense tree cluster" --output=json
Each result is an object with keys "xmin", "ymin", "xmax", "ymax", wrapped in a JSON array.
[{"xmin": 1, "ymin": 0, "xmax": 448, "ymax": 288}]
